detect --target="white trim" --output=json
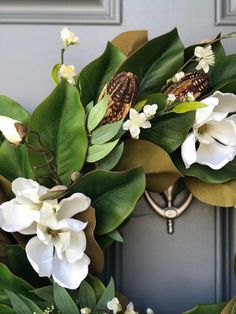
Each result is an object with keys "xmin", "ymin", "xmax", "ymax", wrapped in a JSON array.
[
  {"xmin": 216, "ymin": 0, "xmax": 236, "ymax": 25},
  {"xmin": 0, "ymin": 0, "xmax": 121, "ymax": 24}
]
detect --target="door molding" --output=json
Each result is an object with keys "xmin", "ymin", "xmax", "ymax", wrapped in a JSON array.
[
  {"xmin": 0, "ymin": 0, "xmax": 121, "ymax": 24},
  {"xmin": 216, "ymin": 0, "xmax": 236, "ymax": 25}
]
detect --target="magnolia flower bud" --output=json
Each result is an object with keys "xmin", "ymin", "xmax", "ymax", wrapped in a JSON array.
[
  {"xmin": 39, "ymin": 185, "xmax": 68, "ymax": 201},
  {"xmin": 163, "ymin": 71, "xmax": 209, "ymax": 101},
  {"xmin": 60, "ymin": 64, "xmax": 76, "ymax": 85},
  {"xmin": 61, "ymin": 27, "xmax": 80, "ymax": 48},
  {"xmin": 0, "ymin": 116, "xmax": 27, "ymax": 145},
  {"xmin": 99, "ymin": 71, "xmax": 138, "ymax": 125}
]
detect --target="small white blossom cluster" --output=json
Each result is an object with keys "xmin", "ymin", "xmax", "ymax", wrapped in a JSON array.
[
  {"xmin": 0, "ymin": 178, "xmax": 91, "ymax": 289},
  {"xmin": 59, "ymin": 27, "xmax": 80, "ymax": 85},
  {"xmin": 123, "ymin": 104, "xmax": 158, "ymax": 139},
  {"xmin": 194, "ymin": 45, "xmax": 215, "ymax": 73},
  {"xmin": 81, "ymin": 298, "xmax": 155, "ymax": 314}
]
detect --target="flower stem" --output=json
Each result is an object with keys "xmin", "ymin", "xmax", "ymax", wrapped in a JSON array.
[{"xmin": 61, "ymin": 48, "xmax": 65, "ymax": 64}]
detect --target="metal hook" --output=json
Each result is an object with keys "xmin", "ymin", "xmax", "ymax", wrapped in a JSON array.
[{"xmin": 144, "ymin": 184, "xmax": 193, "ymax": 234}]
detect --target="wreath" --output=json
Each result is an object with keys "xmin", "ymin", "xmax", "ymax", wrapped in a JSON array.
[{"xmin": 0, "ymin": 27, "xmax": 236, "ymax": 313}]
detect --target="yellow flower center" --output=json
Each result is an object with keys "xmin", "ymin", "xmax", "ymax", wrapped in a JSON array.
[{"xmin": 198, "ymin": 124, "xmax": 208, "ymax": 135}]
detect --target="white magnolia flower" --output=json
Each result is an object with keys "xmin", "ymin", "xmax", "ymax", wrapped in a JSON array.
[
  {"xmin": 146, "ymin": 308, "xmax": 155, "ymax": 314},
  {"xmin": 107, "ymin": 297, "xmax": 122, "ymax": 314},
  {"xmin": 123, "ymin": 108, "xmax": 151, "ymax": 139},
  {"xmin": 167, "ymin": 93, "xmax": 176, "ymax": 104},
  {"xmin": 172, "ymin": 71, "xmax": 185, "ymax": 83},
  {"xmin": 0, "ymin": 178, "xmax": 53, "ymax": 233},
  {"xmin": 61, "ymin": 27, "xmax": 80, "ymax": 48},
  {"xmin": 143, "ymin": 104, "xmax": 158, "ymax": 120},
  {"xmin": 181, "ymin": 91, "xmax": 236, "ymax": 169},
  {"xmin": 26, "ymin": 193, "xmax": 91, "ymax": 289},
  {"xmin": 0, "ymin": 116, "xmax": 27, "ymax": 146},
  {"xmin": 194, "ymin": 45, "xmax": 215, "ymax": 73},
  {"xmin": 80, "ymin": 307, "xmax": 91, "ymax": 314},
  {"xmin": 124, "ymin": 302, "xmax": 138, "ymax": 314},
  {"xmin": 60, "ymin": 64, "xmax": 76, "ymax": 85}
]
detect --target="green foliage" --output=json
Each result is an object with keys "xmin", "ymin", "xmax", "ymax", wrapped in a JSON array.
[
  {"xmin": 51, "ymin": 64, "xmax": 61, "ymax": 85},
  {"xmin": 53, "ymin": 282, "xmax": 79, "ymax": 314},
  {"xmin": 0, "ymin": 304, "xmax": 15, "ymax": 314},
  {"xmin": 139, "ymin": 93, "xmax": 167, "ymax": 112},
  {"xmin": 107, "ymin": 229, "xmax": 124, "ymax": 242},
  {"xmin": 86, "ymin": 274, "xmax": 105, "ymax": 302},
  {"xmin": 183, "ymin": 302, "xmax": 227, "ymax": 314},
  {"xmin": 87, "ymin": 95, "xmax": 108, "ymax": 133},
  {"xmin": 172, "ymin": 101, "xmax": 207, "ymax": 113},
  {"xmin": 0, "ymin": 96, "xmax": 30, "ymax": 125},
  {"xmin": 78, "ymin": 42, "xmax": 126, "ymax": 106},
  {"xmin": 118, "ymin": 28, "xmax": 184, "ymax": 99},
  {"xmin": 70, "ymin": 167, "xmax": 145, "ymax": 235},
  {"xmin": 141, "ymin": 112, "xmax": 195, "ymax": 154},
  {"xmin": 78, "ymin": 281, "xmax": 96, "ymax": 308},
  {"xmin": 91, "ymin": 120, "xmax": 123, "ymax": 145},
  {"xmin": 6, "ymin": 291, "xmax": 32, "ymax": 314},
  {"xmin": 95, "ymin": 278, "xmax": 115, "ymax": 310},
  {"xmin": 96, "ymin": 142, "xmax": 124, "ymax": 171},
  {"xmin": 28, "ymin": 80, "xmax": 87, "ymax": 186},
  {"xmin": 86, "ymin": 139, "xmax": 119, "ymax": 163}
]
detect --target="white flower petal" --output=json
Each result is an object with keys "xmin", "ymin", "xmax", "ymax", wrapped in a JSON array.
[
  {"xmin": 65, "ymin": 231, "xmax": 86, "ymax": 263},
  {"xmin": 57, "ymin": 193, "xmax": 91, "ymax": 220},
  {"xmin": 207, "ymin": 119, "xmax": 236, "ymax": 145},
  {"xmin": 0, "ymin": 200, "xmax": 39, "ymax": 232},
  {"xmin": 54, "ymin": 231, "xmax": 71, "ymax": 260},
  {"xmin": 123, "ymin": 120, "xmax": 131, "ymax": 130},
  {"xmin": 52, "ymin": 253, "xmax": 90, "ymax": 289},
  {"xmin": 12, "ymin": 178, "xmax": 45, "ymax": 204},
  {"xmin": 212, "ymin": 91, "xmax": 236, "ymax": 113},
  {"xmin": 20, "ymin": 222, "xmax": 37, "ymax": 235},
  {"xmin": 0, "ymin": 116, "xmax": 23, "ymax": 145},
  {"xmin": 37, "ymin": 224, "xmax": 52, "ymax": 245},
  {"xmin": 196, "ymin": 142, "xmax": 236, "ymax": 169},
  {"xmin": 26, "ymin": 236, "xmax": 53, "ymax": 277},
  {"xmin": 56, "ymin": 218, "xmax": 87, "ymax": 232},
  {"xmin": 195, "ymin": 98, "xmax": 218, "ymax": 126},
  {"xmin": 141, "ymin": 120, "xmax": 151, "ymax": 129},
  {"xmin": 39, "ymin": 202, "xmax": 58, "ymax": 228},
  {"xmin": 181, "ymin": 132, "xmax": 197, "ymax": 168},
  {"xmin": 129, "ymin": 108, "xmax": 139, "ymax": 120},
  {"xmin": 130, "ymin": 126, "xmax": 140, "ymax": 139}
]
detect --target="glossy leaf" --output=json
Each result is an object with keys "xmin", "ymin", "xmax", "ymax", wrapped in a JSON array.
[
  {"xmin": 87, "ymin": 95, "xmax": 108, "ymax": 132},
  {"xmin": 118, "ymin": 28, "xmax": 184, "ymax": 99},
  {"xmin": 96, "ymin": 142, "xmax": 124, "ymax": 171},
  {"xmin": 183, "ymin": 302, "xmax": 226, "ymax": 314},
  {"xmin": 51, "ymin": 64, "xmax": 61, "ymax": 85},
  {"xmin": 91, "ymin": 120, "xmax": 123, "ymax": 145},
  {"xmin": 0, "ymin": 96, "xmax": 30, "ymax": 125},
  {"xmin": 31, "ymin": 286, "xmax": 54, "ymax": 305},
  {"xmin": 28, "ymin": 80, "xmax": 87, "ymax": 186},
  {"xmin": 139, "ymin": 93, "xmax": 167, "ymax": 112},
  {"xmin": 0, "ymin": 141, "xmax": 33, "ymax": 182},
  {"xmin": 209, "ymin": 54, "xmax": 236, "ymax": 91},
  {"xmin": 86, "ymin": 274, "xmax": 105, "ymax": 302},
  {"xmin": 111, "ymin": 30, "xmax": 148, "ymax": 56},
  {"xmin": 172, "ymin": 101, "xmax": 207, "ymax": 113},
  {"xmin": 53, "ymin": 282, "xmax": 79, "ymax": 314},
  {"xmin": 95, "ymin": 278, "xmax": 115, "ymax": 310},
  {"xmin": 107, "ymin": 229, "xmax": 124, "ymax": 242},
  {"xmin": 70, "ymin": 168, "xmax": 145, "ymax": 235},
  {"xmin": 133, "ymin": 100, "xmax": 147, "ymax": 112},
  {"xmin": 116, "ymin": 140, "xmax": 182, "ymax": 192},
  {"xmin": 0, "ymin": 304, "xmax": 15, "ymax": 314},
  {"xmin": 78, "ymin": 281, "xmax": 96, "ymax": 308},
  {"xmin": 6, "ymin": 291, "xmax": 32, "ymax": 314},
  {"xmin": 172, "ymin": 150, "xmax": 236, "ymax": 183},
  {"xmin": 78, "ymin": 42, "xmax": 126, "ymax": 106},
  {"xmin": 140, "ymin": 112, "xmax": 195, "ymax": 153},
  {"xmin": 86, "ymin": 139, "xmax": 119, "ymax": 163},
  {"xmin": 19, "ymin": 295, "xmax": 44, "ymax": 314}
]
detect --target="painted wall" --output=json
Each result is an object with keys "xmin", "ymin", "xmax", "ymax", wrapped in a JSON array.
[{"xmin": 0, "ymin": 0, "xmax": 236, "ymax": 112}]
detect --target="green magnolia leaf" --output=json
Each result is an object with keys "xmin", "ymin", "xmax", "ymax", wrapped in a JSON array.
[
  {"xmin": 87, "ymin": 95, "xmax": 108, "ymax": 132},
  {"xmin": 53, "ymin": 282, "xmax": 79, "ymax": 314},
  {"xmin": 6, "ymin": 291, "xmax": 32, "ymax": 314},
  {"xmin": 19, "ymin": 295, "xmax": 44, "ymax": 314},
  {"xmin": 107, "ymin": 229, "xmax": 124, "ymax": 242},
  {"xmin": 86, "ymin": 139, "xmax": 119, "ymax": 163},
  {"xmin": 28, "ymin": 80, "xmax": 87, "ymax": 186},
  {"xmin": 91, "ymin": 120, "xmax": 123, "ymax": 145},
  {"xmin": 173, "ymin": 150, "xmax": 236, "ymax": 183},
  {"xmin": 78, "ymin": 281, "xmax": 96, "ymax": 308},
  {"xmin": 96, "ymin": 142, "xmax": 124, "ymax": 171},
  {"xmin": 183, "ymin": 302, "xmax": 227, "ymax": 314},
  {"xmin": 0, "ymin": 96, "xmax": 30, "ymax": 125},
  {"xmin": 86, "ymin": 274, "xmax": 105, "ymax": 302},
  {"xmin": 70, "ymin": 167, "xmax": 145, "ymax": 235},
  {"xmin": 85, "ymin": 101, "xmax": 94, "ymax": 116},
  {"xmin": 7, "ymin": 245, "xmax": 49, "ymax": 288},
  {"xmin": 31, "ymin": 286, "xmax": 54, "ymax": 305},
  {"xmin": 172, "ymin": 101, "xmax": 207, "ymax": 114},
  {"xmin": 0, "ymin": 304, "xmax": 15, "ymax": 314},
  {"xmin": 141, "ymin": 111, "xmax": 195, "ymax": 153},
  {"xmin": 209, "ymin": 54, "xmax": 236, "ymax": 91},
  {"xmin": 78, "ymin": 42, "xmax": 126, "ymax": 106},
  {"xmin": 51, "ymin": 64, "xmax": 61, "ymax": 85},
  {"xmin": 139, "ymin": 93, "xmax": 167, "ymax": 112},
  {"xmin": 0, "ymin": 141, "xmax": 33, "ymax": 182},
  {"xmin": 133, "ymin": 100, "xmax": 147, "ymax": 112},
  {"xmin": 95, "ymin": 278, "xmax": 115, "ymax": 310},
  {"xmin": 118, "ymin": 28, "xmax": 184, "ymax": 99}
]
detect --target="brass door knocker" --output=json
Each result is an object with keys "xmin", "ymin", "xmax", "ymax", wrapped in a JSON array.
[{"xmin": 144, "ymin": 184, "xmax": 193, "ymax": 234}]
